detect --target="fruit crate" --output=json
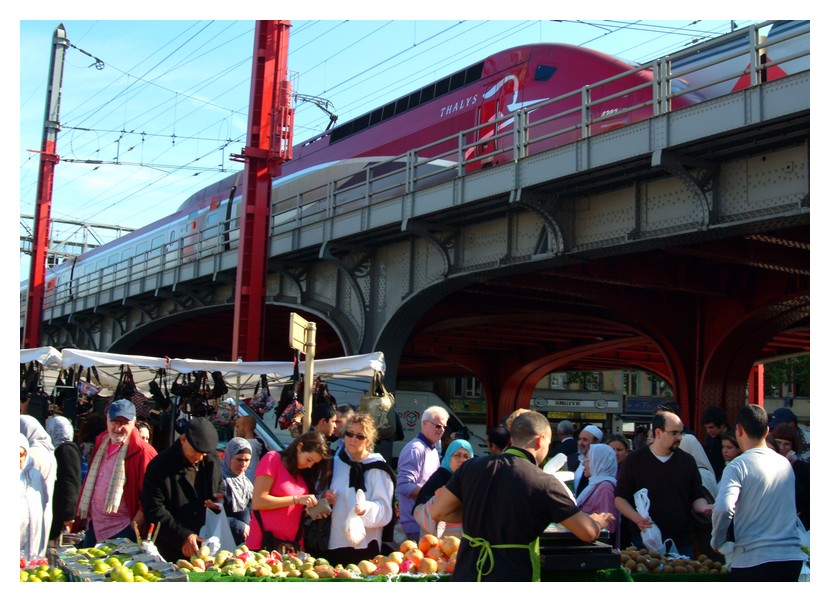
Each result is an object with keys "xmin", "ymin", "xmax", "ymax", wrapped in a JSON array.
[{"xmin": 49, "ymin": 538, "xmax": 187, "ymax": 582}]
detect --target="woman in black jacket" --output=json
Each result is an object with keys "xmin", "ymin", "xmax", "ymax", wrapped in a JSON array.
[{"xmin": 45, "ymin": 416, "xmax": 82, "ymax": 543}]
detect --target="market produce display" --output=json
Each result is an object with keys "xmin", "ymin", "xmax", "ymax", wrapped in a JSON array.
[
  {"xmin": 614, "ymin": 546, "xmax": 727, "ymax": 575},
  {"xmin": 178, "ymin": 534, "xmax": 460, "ymax": 580},
  {"xmin": 33, "ymin": 538, "xmax": 185, "ymax": 582}
]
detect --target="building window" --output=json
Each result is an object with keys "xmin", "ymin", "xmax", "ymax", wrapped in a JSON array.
[
  {"xmin": 453, "ymin": 377, "xmax": 482, "ymax": 398},
  {"xmin": 550, "ymin": 373, "xmax": 568, "ymax": 390}
]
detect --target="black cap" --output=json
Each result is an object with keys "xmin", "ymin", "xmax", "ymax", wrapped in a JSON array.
[
  {"xmin": 185, "ymin": 417, "xmax": 218, "ymax": 453},
  {"xmin": 768, "ymin": 407, "xmax": 797, "ymax": 429}
]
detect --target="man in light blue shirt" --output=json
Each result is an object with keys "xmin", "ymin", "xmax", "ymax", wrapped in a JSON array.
[
  {"xmin": 396, "ymin": 406, "xmax": 448, "ymax": 541},
  {"xmin": 711, "ymin": 403, "xmax": 806, "ymax": 581}
]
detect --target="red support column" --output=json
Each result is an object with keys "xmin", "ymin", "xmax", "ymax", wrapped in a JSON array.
[
  {"xmin": 23, "ymin": 24, "xmax": 68, "ymax": 348},
  {"xmin": 748, "ymin": 364, "xmax": 764, "ymax": 407},
  {"xmin": 231, "ymin": 21, "xmax": 293, "ymax": 361}
]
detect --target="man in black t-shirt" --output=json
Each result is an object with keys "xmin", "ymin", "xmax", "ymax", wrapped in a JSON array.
[
  {"xmin": 614, "ymin": 410, "xmax": 711, "ymax": 557},
  {"xmin": 430, "ymin": 411, "xmax": 614, "ymax": 582}
]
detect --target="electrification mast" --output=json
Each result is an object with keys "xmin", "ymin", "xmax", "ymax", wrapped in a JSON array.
[
  {"xmin": 23, "ymin": 23, "xmax": 69, "ymax": 348},
  {"xmin": 231, "ymin": 20, "xmax": 294, "ymax": 361}
]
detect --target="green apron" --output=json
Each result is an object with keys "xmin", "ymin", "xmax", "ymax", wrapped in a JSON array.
[{"xmin": 461, "ymin": 447, "xmax": 542, "ymax": 582}]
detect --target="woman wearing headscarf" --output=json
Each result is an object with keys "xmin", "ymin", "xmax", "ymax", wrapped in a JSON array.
[
  {"xmin": 413, "ymin": 439, "xmax": 474, "ymax": 539},
  {"xmin": 678, "ymin": 433, "xmax": 721, "ymax": 561},
  {"xmin": 20, "ymin": 415, "xmax": 58, "ymax": 500},
  {"xmin": 45, "ymin": 416, "xmax": 82, "ymax": 544},
  {"xmin": 221, "ymin": 437, "xmax": 254, "ymax": 545},
  {"xmin": 575, "ymin": 443, "xmax": 620, "ymax": 547},
  {"xmin": 678, "ymin": 433, "xmax": 719, "ymax": 501},
  {"xmin": 20, "ymin": 434, "xmax": 51, "ymax": 561}
]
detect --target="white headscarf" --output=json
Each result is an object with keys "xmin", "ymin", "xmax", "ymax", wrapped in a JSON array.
[
  {"xmin": 679, "ymin": 433, "xmax": 719, "ymax": 499},
  {"xmin": 575, "ymin": 443, "xmax": 617, "ymax": 506},
  {"xmin": 20, "ymin": 433, "xmax": 50, "ymax": 561},
  {"xmin": 46, "ymin": 415, "xmax": 74, "ymax": 447},
  {"xmin": 20, "ymin": 415, "xmax": 57, "ymax": 498}
]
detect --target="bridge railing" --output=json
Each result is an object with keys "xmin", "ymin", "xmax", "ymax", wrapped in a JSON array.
[{"xmin": 33, "ymin": 21, "xmax": 808, "ymax": 315}]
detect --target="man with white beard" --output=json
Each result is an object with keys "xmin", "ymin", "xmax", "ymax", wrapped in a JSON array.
[{"xmin": 75, "ymin": 399, "xmax": 157, "ymax": 546}]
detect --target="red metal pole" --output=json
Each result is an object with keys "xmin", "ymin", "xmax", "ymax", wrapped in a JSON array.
[
  {"xmin": 231, "ymin": 20, "xmax": 293, "ymax": 361},
  {"xmin": 748, "ymin": 364, "xmax": 765, "ymax": 407},
  {"xmin": 23, "ymin": 24, "xmax": 69, "ymax": 348}
]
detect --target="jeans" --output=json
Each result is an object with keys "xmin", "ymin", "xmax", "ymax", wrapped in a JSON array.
[{"xmin": 81, "ymin": 522, "xmax": 137, "ymax": 548}]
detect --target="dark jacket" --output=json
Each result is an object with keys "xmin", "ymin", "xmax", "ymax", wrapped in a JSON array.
[
  {"xmin": 549, "ymin": 436, "xmax": 578, "ymax": 460},
  {"xmin": 141, "ymin": 438, "xmax": 225, "ymax": 562},
  {"xmin": 50, "ymin": 441, "xmax": 83, "ymax": 540}
]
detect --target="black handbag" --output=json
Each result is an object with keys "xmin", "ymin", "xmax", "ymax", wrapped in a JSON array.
[
  {"xmin": 303, "ymin": 514, "xmax": 332, "ymax": 555},
  {"xmin": 253, "ymin": 510, "xmax": 302, "ymax": 555}
]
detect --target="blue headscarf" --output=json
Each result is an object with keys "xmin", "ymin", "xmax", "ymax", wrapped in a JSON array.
[
  {"xmin": 441, "ymin": 439, "xmax": 474, "ymax": 472},
  {"xmin": 221, "ymin": 437, "xmax": 254, "ymax": 513}
]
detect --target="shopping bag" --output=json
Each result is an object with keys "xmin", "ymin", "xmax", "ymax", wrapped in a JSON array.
[
  {"xmin": 344, "ymin": 489, "xmax": 367, "ymax": 547},
  {"xmin": 634, "ymin": 488, "xmax": 666, "ymax": 554},
  {"xmin": 198, "ymin": 505, "xmax": 236, "ymax": 556}
]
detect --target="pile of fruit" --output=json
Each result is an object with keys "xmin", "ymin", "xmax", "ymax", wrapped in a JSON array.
[
  {"xmin": 40, "ymin": 540, "xmax": 182, "ymax": 582},
  {"xmin": 359, "ymin": 534, "xmax": 460, "ymax": 577},
  {"xmin": 179, "ymin": 534, "xmax": 461, "ymax": 580},
  {"xmin": 615, "ymin": 547, "xmax": 727, "ymax": 575},
  {"xmin": 19, "ymin": 557, "xmax": 66, "ymax": 582}
]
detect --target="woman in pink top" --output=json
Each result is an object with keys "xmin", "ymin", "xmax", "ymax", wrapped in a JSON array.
[
  {"xmin": 248, "ymin": 431, "xmax": 330, "ymax": 550},
  {"xmin": 575, "ymin": 443, "xmax": 620, "ymax": 547}
]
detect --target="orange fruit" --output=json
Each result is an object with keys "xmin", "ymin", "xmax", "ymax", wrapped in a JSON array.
[
  {"xmin": 404, "ymin": 548, "xmax": 424, "ymax": 563},
  {"xmin": 399, "ymin": 539, "xmax": 418, "ymax": 554},
  {"xmin": 418, "ymin": 557, "xmax": 439, "ymax": 574},
  {"xmin": 425, "ymin": 546, "xmax": 444, "ymax": 561},
  {"xmin": 419, "ymin": 534, "xmax": 440, "ymax": 553},
  {"xmin": 386, "ymin": 551, "xmax": 404, "ymax": 565},
  {"xmin": 439, "ymin": 535, "xmax": 460, "ymax": 556},
  {"xmin": 376, "ymin": 561, "xmax": 400, "ymax": 576}
]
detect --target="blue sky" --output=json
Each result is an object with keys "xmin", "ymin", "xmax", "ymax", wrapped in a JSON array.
[{"xmin": 16, "ymin": 14, "xmax": 772, "ymax": 283}]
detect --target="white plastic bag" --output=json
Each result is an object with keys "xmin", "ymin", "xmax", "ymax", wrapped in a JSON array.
[
  {"xmin": 345, "ymin": 489, "xmax": 367, "ymax": 546},
  {"xmin": 198, "ymin": 505, "xmax": 236, "ymax": 555},
  {"xmin": 543, "ymin": 453, "xmax": 576, "ymax": 502},
  {"xmin": 634, "ymin": 488, "xmax": 665, "ymax": 554}
]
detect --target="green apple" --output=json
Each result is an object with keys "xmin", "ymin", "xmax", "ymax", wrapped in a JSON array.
[{"xmin": 110, "ymin": 566, "xmax": 134, "ymax": 582}]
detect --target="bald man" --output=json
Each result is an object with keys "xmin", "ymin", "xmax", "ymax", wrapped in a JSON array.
[{"xmin": 234, "ymin": 415, "xmax": 264, "ymax": 483}]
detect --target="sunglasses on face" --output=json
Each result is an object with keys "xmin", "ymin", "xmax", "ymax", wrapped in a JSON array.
[{"xmin": 344, "ymin": 431, "xmax": 367, "ymax": 440}]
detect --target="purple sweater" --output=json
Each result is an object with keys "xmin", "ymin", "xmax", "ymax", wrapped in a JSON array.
[{"xmin": 396, "ymin": 434, "xmax": 440, "ymax": 534}]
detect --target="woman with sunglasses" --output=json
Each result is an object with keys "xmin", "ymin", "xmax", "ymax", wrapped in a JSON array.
[{"xmin": 324, "ymin": 414, "xmax": 396, "ymax": 567}]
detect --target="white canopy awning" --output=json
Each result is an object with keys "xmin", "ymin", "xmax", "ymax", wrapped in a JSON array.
[{"xmin": 20, "ymin": 346, "xmax": 63, "ymax": 367}]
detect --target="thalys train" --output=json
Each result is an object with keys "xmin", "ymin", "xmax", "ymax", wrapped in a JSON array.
[{"xmin": 22, "ymin": 21, "xmax": 808, "ymax": 310}]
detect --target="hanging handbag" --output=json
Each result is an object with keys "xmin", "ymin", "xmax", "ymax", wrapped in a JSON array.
[
  {"xmin": 253, "ymin": 510, "xmax": 303, "ymax": 555},
  {"xmin": 359, "ymin": 373, "xmax": 397, "ymax": 440}
]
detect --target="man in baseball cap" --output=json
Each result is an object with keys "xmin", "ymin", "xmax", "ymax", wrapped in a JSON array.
[
  {"xmin": 768, "ymin": 407, "xmax": 809, "ymax": 461},
  {"xmin": 141, "ymin": 417, "xmax": 226, "ymax": 561},
  {"xmin": 75, "ymin": 399, "xmax": 157, "ymax": 547}
]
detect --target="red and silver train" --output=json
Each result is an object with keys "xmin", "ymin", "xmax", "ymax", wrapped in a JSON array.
[{"xmin": 22, "ymin": 21, "xmax": 808, "ymax": 309}]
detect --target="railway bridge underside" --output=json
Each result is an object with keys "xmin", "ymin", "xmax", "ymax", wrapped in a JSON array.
[{"xmin": 43, "ymin": 93, "xmax": 809, "ymax": 430}]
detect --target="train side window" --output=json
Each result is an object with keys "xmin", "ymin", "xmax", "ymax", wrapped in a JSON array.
[{"xmin": 534, "ymin": 65, "xmax": 557, "ymax": 81}]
